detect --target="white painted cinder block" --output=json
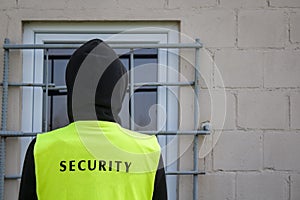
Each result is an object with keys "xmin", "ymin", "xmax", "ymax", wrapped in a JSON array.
[
  {"xmin": 290, "ymin": 12, "xmax": 300, "ymax": 43},
  {"xmin": 0, "ymin": 0, "xmax": 16, "ymax": 9},
  {"xmin": 182, "ymin": 10, "xmax": 236, "ymax": 47},
  {"xmin": 215, "ymin": 49, "xmax": 264, "ymax": 88},
  {"xmin": 238, "ymin": 10, "xmax": 287, "ymax": 47},
  {"xmin": 18, "ymin": 0, "xmax": 70, "ymax": 9},
  {"xmin": 199, "ymin": 90, "xmax": 236, "ymax": 130},
  {"xmin": 0, "ymin": 13, "xmax": 9, "ymax": 40},
  {"xmin": 263, "ymin": 51, "xmax": 300, "ymax": 88},
  {"xmin": 0, "ymin": 14, "xmax": 9, "ymax": 79},
  {"xmin": 118, "ymin": 0, "xmax": 165, "ymax": 9},
  {"xmin": 291, "ymin": 93, "xmax": 300, "ymax": 129},
  {"xmin": 222, "ymin": 92, "xmax": 236, "ymax": 130},
  {"xmin": 213, "ymin": 131, "xmax": 262, "ymax": 170},
  {"xmin": 198, "ymin": 173, "xmax": 235, "ymax": 200},
  {"xmin": 264, "ymin": 132, "xmax": 300, "ymax": 170},
  {"xmin": 168, "ymin": 0, "xmax": 217, "ymax": 9},
  {"xmin": 238, "ymin": 91, "xmax": 289, "ymax": 129},
  {"xmin": 66, "ymin": 0, "xmax": 120, "ymax": 10},
  {"xmin": 237, "ymin": 173, "xmax": 288, "ymax": 200},
  {"xmin": 270, "ymin": 0, "xmax": 300, "ymax": 8},
  {"xmin": 291, "ymin": 174, "xmax": 300, "ymax": 200},
  {"xmin": 219, "ymin": 0, "xmax": 267, "ymax": 8}
]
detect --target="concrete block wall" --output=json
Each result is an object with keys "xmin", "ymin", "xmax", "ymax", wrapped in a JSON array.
[
  {"xmin": 197, "ymin": 0, "xmax": 300, "ymax": 200},
  {"xmin": 0, "ymin": 0, "xmax": 299, "ymax": 199}
]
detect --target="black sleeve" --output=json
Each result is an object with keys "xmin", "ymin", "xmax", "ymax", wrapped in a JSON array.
[
  {"xmin": 19, "ymin": 138, "xmax": 38, "ymax": 200},
  {"xmin": 152, "ymin": 155, "xmax": 168, "ymax": 200}
]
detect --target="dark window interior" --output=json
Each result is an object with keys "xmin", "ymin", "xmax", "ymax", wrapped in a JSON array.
[{"xmin": 43, "ymin": 48, "xmax": 158, "ymax": 131}]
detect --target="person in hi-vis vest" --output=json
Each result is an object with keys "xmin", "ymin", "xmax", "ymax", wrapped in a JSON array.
[{"xmin": 19, "ymin": 39, "xmax": 167, "ymax": 200}]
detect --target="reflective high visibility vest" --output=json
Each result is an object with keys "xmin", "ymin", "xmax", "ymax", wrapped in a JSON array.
[{"xmin": 34, "ymin": 121, "xmax": 161, "ymax": 200}]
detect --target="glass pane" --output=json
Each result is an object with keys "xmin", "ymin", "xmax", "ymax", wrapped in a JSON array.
[
  {"xmin": 53, "ymin": 60, "xmax": 68, "ymax": 85},
  {"xmin": 134, "ymin": 48, "xmax": 157, "ymax": 55},
  {"xmin": 51, "ymin": 95, "xmax": 69, "ymax": 129},
  {"xmin": 120, "ymin": 58, "xmax": 129, "ymax": 71},
  {"xmin": 132, "ymin": 91, "xmax": 157, "ymax": 131},
  {"xmin": 119, "ymin": 93, "xmax": 130, "ymax": 129},
  {"xmin": 134, "ymin": 58, "xmax": 157, "ymax": 83}
]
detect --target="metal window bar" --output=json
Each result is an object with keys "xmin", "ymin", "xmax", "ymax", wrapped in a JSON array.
[
  {"xmin": 1, "ymin": 38, "xmax": 208, "ymax": 200},
  {"xmin": 43, "ymin": 49, "xmax": 50, "ymax": 132},
  {"xmin": 129, "ymin": 49, "xmax": 135, "ymax": 130}
]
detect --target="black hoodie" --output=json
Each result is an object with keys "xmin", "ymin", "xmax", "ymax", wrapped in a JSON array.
[{"xmin": 19, "ymin": 39, "xmax": 167, "ymax": 200}]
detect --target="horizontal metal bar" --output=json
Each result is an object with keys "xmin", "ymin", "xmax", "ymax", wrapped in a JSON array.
[
  {"xmin": 133, "ymin": 82, "xmax": 194, "ymax": 87},
  {"xmin": 0, "ymin": 82, "xmax": 55, "ymax": 87},
  {"xmin": 0, "ymin": 130, "xmax": 210, "ymax": 137},
  {"xmin": 139, "ymin": 130, "xmax": 210, "ymax": 135},
  {"xmin": 4, "ymin": 175, "xmax": 21, "ymax": 180},
  {"xmin": 0, "ymin": 131, "xmax": 38, "ymax": 137},
  {"xmin": 165, "ymin": 171, "xmax": 205, "ymax": 175},
  {"xmin": 3, "ymin": 44, "xmax": 79, "ymax": 49},
  {"xmin": 0, "ymin": 81, "xmax": 194, "ymax": 90},
  {"xmin": 3, "ymin": 43, "xmax": 203, "ymax": 50},
  {"xmin": 5, "ymin": 171, "xmax": 205, "ymax": 180},
  {"xmin": 47, "ymin": 86, "xmax": 66, "ymax": 91},
  {"xmin": 47, "ymin": 82, "xmax": 194, "ymax": 91}
]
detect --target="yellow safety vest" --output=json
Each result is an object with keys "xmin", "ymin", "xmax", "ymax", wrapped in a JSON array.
[{"xmin": 34, "ymin": 121, "xmax": 161, "ymax": 200}]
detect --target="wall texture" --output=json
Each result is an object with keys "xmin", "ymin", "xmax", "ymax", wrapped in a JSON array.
[{"xmin": 0, "ymin": 0, "xmax": 299, "ymax": 199}]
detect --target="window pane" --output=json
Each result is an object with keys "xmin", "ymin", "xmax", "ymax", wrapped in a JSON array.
[
  {"xmin": 53, "ymin": 60, "xmax": 68, "ymax": 85},
  {"xmin": 134, "ymin": 48, "xmax": 157, "ymax": 55},
  {"xmin": 133, "ymin": 91, "xmax": 157, "ymax": 131},
  {"xmin": 120, "ymin": 58, "xmax": 129, "ymax": 71},
  {"xmin": 134, "ymin": 59, "xmax": 157, "ymax": 83},
  {"xmin": 51, "ymin": 95, "xmax": 69, "ymax": 129}
]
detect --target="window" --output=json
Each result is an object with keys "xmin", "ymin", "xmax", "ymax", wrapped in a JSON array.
[
  {"xmin": 22, "ymin": 22, "xmax": 179, "ymax": 199},
  {"xmin": 45, "ymin": 49, "xmax": 70, "ymax": 130},
  {"xmin": 45, "ymin": 48, "xmax": 159, "ymax": 131}
]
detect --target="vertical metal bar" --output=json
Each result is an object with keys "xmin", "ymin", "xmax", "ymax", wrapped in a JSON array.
[
  {"xmin": 129, "ymin": 49, "xmax": 135, "ymax": 130},
  {"xmin": 0, "ymin": 138, "xmax": 4, "ymax": 200},
  {"xmin": 43, "ymin": 49, "xmax": 49, "ymax": 132},
  {"xmin": 0, "ymin": 38, "xmax": 10, "ymax": 200},
  {"xmin": 193, "ymin": 38, "xmax": 201, "ymax": 200}
]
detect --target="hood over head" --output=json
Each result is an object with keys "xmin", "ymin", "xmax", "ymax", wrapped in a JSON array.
[{"xmin": 65, "ymin": 39, "xmax": 128, "ymax": 123}]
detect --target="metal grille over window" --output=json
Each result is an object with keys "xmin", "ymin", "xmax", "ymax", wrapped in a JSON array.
[{"xmin": 1, "ymin": 39, "xmax": 209, "ymax": 200}]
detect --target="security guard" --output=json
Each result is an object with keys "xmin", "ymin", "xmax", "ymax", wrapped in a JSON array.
[{"xmin": 19, "ymin": 39, "xmax": 167, "ymax": 200}]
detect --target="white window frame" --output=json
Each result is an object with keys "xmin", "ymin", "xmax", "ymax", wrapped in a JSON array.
[{"xmin": 21, "ymin": 22, "xmax": 179, "ymax": 198}]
